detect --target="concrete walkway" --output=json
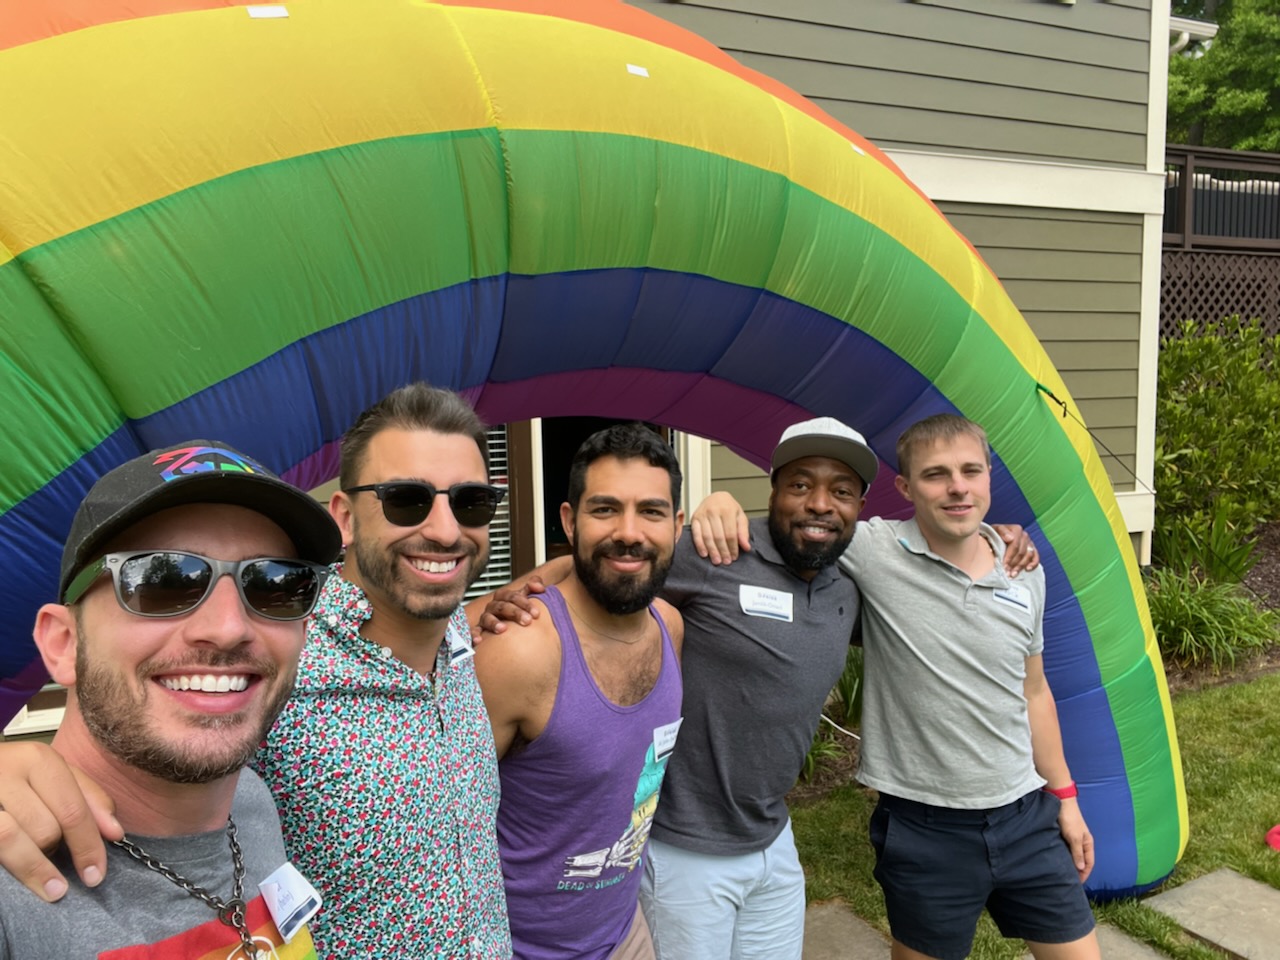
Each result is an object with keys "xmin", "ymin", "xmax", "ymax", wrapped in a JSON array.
[{"xmin": 801, "ymin": 871, "xmax": 1280, "ymax": 959}]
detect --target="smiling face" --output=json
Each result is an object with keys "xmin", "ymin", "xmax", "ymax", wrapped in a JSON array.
[
  {"xmin": 53, "ymin": 503, "xmax": 305, "ymax": 784},
  {"xmin": 894, "ymin": 433, "xmax": 992, "ymax": 549},
  {"xmin": 767, "ymin": 456, "xmax": 863, "ymax": 579},
  {"xmin": 335, "ymin": 427, "xmax": 491, "ymax": 623},
  {"xmin": 563, "ymin": 455, "xmax": 682, "ymax": 616}
]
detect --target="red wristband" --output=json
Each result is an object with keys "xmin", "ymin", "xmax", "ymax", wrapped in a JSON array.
[{"xmin": 1043, "ymin": 781, "xmax": 1078, "ymax": 800}]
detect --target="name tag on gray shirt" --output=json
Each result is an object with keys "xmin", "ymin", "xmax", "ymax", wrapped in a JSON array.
[{"xmin": 739, "ymin": 585, "xmax": 793, "ymax": 622}]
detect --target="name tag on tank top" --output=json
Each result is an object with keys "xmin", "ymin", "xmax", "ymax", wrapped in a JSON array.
[
  {"xmin": 654, "ymin": 718, "xmax": 683, "ymax": 762},
  {"xmin": 739, "ymin": 585, "xmax": 793, "ymax": 622}
]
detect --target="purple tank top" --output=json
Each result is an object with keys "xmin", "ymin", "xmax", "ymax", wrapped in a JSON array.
[{"xmin": 497, "ymin": 585, "xmax": 683, "ymax": 960}]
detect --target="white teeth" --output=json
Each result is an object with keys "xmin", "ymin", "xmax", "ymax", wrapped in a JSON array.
[
  {"xmin": 410, "ymin": 558, "xmax": 458, "ymax": 573},
  {"xmin": 159, "ymin": 675, "xmax": 249, "ymax": 693}
]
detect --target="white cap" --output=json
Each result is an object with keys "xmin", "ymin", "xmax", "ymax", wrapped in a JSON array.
[{"xmin": 771, "ymin": 417, "xmax": 878, "ymax": 491}]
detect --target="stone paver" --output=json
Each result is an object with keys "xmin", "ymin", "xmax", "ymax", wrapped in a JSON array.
[
  {"xmin": 1096, "ymin": 922, "xmax": 1167, "ymax": 960},
  {"xmin": 803, "ymin": 902, "xmax": 888, "ymax": 958},
  {"xmin": 1147, "ymin": 868, "xmax": 1280, "ymax": 959}
]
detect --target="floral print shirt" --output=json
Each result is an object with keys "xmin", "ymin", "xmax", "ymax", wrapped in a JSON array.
[{"xmin": 254, "ymin": 566, "xmax": 510, "ymax": 957}]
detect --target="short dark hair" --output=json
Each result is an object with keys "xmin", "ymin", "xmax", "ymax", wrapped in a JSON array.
[
  {"xmin": 566, "ymin": 423, "xmax": 682, "ymax": 509},
  {"xmin": 896, "ymin": 414, "xmax": 990, "ymax": 477},
  {"xmin": 339, "ymin": 383, "xmax": 489, "ymax": 488}
]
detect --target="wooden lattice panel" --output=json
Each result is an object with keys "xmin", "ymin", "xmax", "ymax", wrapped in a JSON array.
[{"xmin": 1161, "ymin": 249, "xmax": 1280, "ymax": 339}]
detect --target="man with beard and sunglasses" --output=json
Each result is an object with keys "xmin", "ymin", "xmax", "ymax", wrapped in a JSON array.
[
  {"xmin": 0, "ymin": 385, "xmax": 513, "ymax": 958},
  {"xmin": 467, "ymin": 423, "xmax": 684, "ymax": 960},
  {"xmin": 0, "ymin": 441, "xmax": 340, "ymax": 959}
]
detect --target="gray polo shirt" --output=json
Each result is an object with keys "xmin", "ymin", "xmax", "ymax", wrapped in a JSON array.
[
  {"xmin": 652, "ymin": 517, "xmax": 859, "ymax": 854},
  {"xmin": 842, "ymin": 517, "xmax": 1047, "ymax": 808}
]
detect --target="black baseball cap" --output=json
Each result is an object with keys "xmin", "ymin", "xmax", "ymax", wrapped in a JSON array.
[{"xmin": 59, "ymin": 440, "xmax": 341, "ymax": 601}]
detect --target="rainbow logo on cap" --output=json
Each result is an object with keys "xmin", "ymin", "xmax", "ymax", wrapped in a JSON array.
[{"xmin": 153, "ymin": 446, "xmax": 264, "ymax": 483}]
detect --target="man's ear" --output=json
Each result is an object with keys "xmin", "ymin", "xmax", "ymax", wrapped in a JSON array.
[
  {"xmin": 329, "ymin": 490, "xmax": 355, "ymax": 547},
  {"xmin": 894, "ymin": 474, "xmax": 912, "ymax": 503},
  {"xmin": 674, "ymin": 509, "xmax": 686, "ymax": 541},
  {"xmin": 33, "ymin": 603, "xmax": 79, "ymax": 686},
  {"xmin": 559, "ymin": 502, "xmax": 576, "ymax": 542}
]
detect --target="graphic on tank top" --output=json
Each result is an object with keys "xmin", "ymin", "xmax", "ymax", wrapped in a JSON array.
[{"xmin": 560, "ymin": 718, "xmax": 682, "ymax": 888}]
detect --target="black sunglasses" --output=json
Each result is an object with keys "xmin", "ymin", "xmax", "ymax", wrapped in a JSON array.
[
  {"xmin": 343, "ymin": 481, "xmax": 506, "ymax": 528},
  {"xmin": 64, "ymin": 551, "xmax": 330, "ymax": 621}
]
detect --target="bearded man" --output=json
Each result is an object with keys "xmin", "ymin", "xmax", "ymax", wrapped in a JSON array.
[{"xmin": 471, "ymin": 423, "xmax": 685, "ymax": 960}]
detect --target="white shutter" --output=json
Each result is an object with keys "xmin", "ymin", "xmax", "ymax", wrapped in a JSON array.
[{"xmin": 466, "ymin": 424, "xmax": 513, "ymax": 598}]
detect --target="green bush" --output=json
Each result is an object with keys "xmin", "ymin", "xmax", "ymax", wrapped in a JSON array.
[
  {"xmin": 828, "ymin": 646, "xmax": 864, "ymax": 728},
  {"xmin": 800, "ymin": 647, "xmax": 864, "ymax": 781},
  {"xmin": 1155, "ymin": 319, "xmax": 1280, "ymax": 574},
  {"xmin": 1144, "ymin": 566, "xmax": 1278, "ymax": 670},
  {"xmin": 799, "ymin": 730, "xmax": 844, "ymax": 782},
  {"xmin": 1151, "ymin": 497, "xmax": 1260, "ymax": 584}
]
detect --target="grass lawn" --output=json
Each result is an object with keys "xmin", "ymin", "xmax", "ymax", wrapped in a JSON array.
[{"xmin": 791, "ymin": 670, "xmax": 1280, "ymax": 959}]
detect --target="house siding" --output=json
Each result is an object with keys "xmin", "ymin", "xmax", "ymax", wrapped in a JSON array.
[{"xmin": 633, "ymin": 0, "xmax": 1152, "ymax": 167}]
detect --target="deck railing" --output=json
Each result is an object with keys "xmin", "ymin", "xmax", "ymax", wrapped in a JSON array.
[{"xmin": 1164, "ymin": 144, "xmax": 1280, "ymax": 251}]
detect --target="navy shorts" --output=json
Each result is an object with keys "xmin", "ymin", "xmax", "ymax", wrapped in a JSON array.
[{"xmin": 868, "ymin": 790, "xmax": 1095, "ymax": 960}]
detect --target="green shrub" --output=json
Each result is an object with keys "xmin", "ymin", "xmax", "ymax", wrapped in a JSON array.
[
  {"xmin": 800, "ymin": 730, "xmax": 844, "ymax": 782},
  {"xmin": 828, "ymin": 646, "xmax": 864, "ymax": 728},
  {"xmin": 1144, "ymin": 566, "xmax": 1277, "ymax": 670},
  {"xmin": 1151, "ymin": 497, "xmax": 1260, "ymax": 584},
  {"xmin": 1155, "ymin": 318, "xmax": 1280, "ymax": 571},
  {"xmin": 800, "ymin": 647, "xmax": 864, "ymax": 781}
]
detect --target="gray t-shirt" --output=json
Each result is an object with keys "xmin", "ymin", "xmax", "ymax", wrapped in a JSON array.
[
  {"xmin": 0, "ymin": 769, "xmax": 294, "ymax": 960},
  {"xmin": 843, "ymin": 517, "xmax": 1047, "ymax": 808},
  {"xmin": 653, "ymin": 518, "xmax": 859, "ymax": 854}
]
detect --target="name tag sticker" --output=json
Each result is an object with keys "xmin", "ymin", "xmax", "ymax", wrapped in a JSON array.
[
  {"xmin": 449, "ymin": 629, "xmax": 476, "ymax": 664},
  {"xmin": 739, "ymin": 585, "xmax": 793, "ymax": 622},
  {"xmin": 994, "ymin": 583, "xmax": 1031, "ymax": 611},
  {"xmin": 653, "ymin": 718, "xmax": 683, "ymax": 761},
  {"xmin": 261, "ymin": 862, "xmax": 322, "ymax": 944}
]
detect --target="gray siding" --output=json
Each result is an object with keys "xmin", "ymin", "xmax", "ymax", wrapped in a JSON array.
[
  {"xmin": 710, "ymin": 443, "xmax": 770, "ymax": 517},
  {"xmin": 632, "ymin": 0, "xmax": 1152, "ymax": 167}
]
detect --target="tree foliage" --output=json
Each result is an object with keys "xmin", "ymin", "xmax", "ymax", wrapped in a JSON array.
[{"xmin": 1168, "ymin": 0, "xmax": 1280, "ymax": 152}]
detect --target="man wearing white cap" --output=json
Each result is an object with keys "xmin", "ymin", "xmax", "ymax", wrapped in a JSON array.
[{"xmin": 635, "ymin": 416, "xmax": 875, "ymax": 960}]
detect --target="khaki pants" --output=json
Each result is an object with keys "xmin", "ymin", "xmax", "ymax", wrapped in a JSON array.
[{"xmin": 607, "ymin": 903, "xmax": 656, "ymax": 960}]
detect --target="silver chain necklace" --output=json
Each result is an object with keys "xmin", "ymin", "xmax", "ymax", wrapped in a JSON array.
[{"xmin": 112, "ymin": 815, "xmax": 259, "ymax": 960}]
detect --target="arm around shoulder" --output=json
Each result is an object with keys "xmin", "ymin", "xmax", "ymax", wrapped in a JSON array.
[
  {"xmin": 465, "ymin": 555, "xmax": 574, "ymax": 634},
  {"xmin": 0, "ymin": 741, "xmax": 120, "ymax": 902}
]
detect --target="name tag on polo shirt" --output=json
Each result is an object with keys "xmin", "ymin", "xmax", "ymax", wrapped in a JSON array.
[
  {"xmin": 739, "ymin": 585, "xmax": 793, "ymax": 622},
  {"xmin": 994, "ymin": 582, "xmax": 1031, "ymax": 612}
]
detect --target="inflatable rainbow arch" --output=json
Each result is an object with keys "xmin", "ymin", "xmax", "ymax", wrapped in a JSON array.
[{"xmin": 0, "ymin": 0, "xmax": 1185, "ymax": 897}]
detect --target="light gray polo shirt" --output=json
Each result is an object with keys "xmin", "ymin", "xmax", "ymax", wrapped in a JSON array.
[
  {"xmin": 841, "ymin": 517, "xmax": 1047, "ymax": 809},
  {"xmin": 653, "ymin": 518, "xmax": 859, "ymax": 854}
]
